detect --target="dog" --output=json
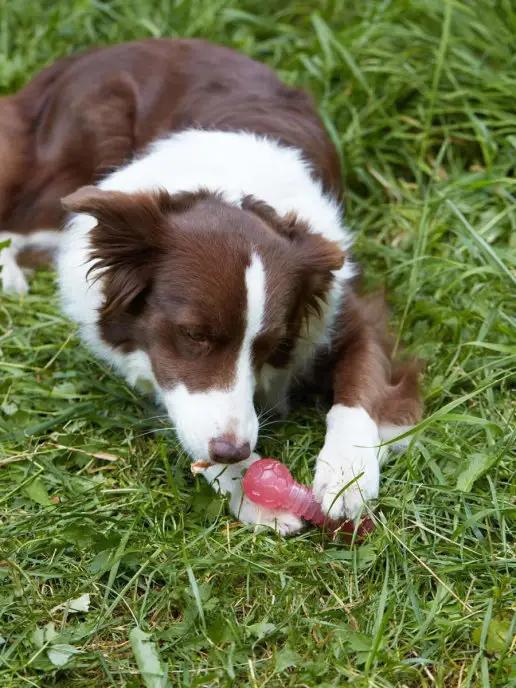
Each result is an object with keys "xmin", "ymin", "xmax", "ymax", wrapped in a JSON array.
[{"xmin": 1, "ymin": 38, "xmax": 422, "ymax": 534}]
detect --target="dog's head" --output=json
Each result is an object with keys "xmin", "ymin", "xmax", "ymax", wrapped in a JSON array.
[{"xmin": 62, "ymin": 187, "xmax": 344, "ymax": 463}]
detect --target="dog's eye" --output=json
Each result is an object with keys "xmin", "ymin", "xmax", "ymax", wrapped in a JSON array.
[
  {"xmin": 180, "ymin": 326, "xmax": 210, "ymax": 346},
  {"xmin": 189, "ymin": 331, "xmax": 208, "ymax": 344}
]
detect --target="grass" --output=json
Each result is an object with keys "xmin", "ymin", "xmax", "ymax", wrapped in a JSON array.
[{"xmin": 0, "ymin": 1, "xmax": 515, "ymax": 686}]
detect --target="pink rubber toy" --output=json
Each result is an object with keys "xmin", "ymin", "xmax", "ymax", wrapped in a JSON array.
[{"xmin": 242, "ymin": 458, "xmax": 374, "ymax": 538}]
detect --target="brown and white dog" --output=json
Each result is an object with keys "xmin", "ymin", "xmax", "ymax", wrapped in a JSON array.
[{"xmin": 0, "ymin": 39, "xmax": 422, "ymax": 533}]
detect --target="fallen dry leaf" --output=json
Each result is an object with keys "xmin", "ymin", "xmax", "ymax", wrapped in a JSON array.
[{"xmin": 190, "ymin": 461, "xmax": 212, "ymax": 474}]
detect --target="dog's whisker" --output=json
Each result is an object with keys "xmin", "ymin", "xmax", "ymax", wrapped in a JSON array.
[
  {"xmin": 135, "ymin": 426, "xmax": 175, "ymax": 438},
  {"xmin": 258, "ymin": 418, "xmax": 285, "ymax": 429}
]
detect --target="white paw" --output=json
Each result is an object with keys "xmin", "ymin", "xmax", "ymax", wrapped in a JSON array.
[
  {"xmin": 0, "ymin": 254, "xmax": 29, "ymax": 294},
  {"xmin": 313, "ymin": 444, "xmax": 380, "ymax": 520},
  {"xmin": 313, "ymin": 405, "xmax": 385, "ymax": 520},
  {"xmin": 231, "ymin": 494, "xmax": 304, "ymax": 536}
]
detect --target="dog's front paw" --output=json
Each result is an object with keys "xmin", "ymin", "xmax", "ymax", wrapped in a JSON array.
[
  {"xmin": 313, "ymin": 405, "xmax": 385, "ymax": 520},
  {"xmin": 0, "ymin": 257, "xmax": 29, "ymax": 294},
  {"xmin": 313, "ymin": 444, "xmax": 379, "ymax": 520},
  {"xmin": 200, "ymin": 453, "xmax": 303, "ymax": 536},
  {"xmin": 232, "ymin": 494, "xmax": 304, "ymax": 536}
]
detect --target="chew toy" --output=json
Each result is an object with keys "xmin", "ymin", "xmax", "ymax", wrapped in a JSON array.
[{"xmin": 242, "ymin": 458, "xmax": 374, "ymax": 538}]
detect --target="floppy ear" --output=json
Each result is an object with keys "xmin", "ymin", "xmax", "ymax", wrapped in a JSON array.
[
  {"xmin": 296, "ymin": 231, "xmax": 345, "ymax": 318},
  {"xmin": 241, "ymin": 195, "xmax": 345, "ymax": 317},
  {"xmin": 62, "ymin": 186, "xmax": 173, "ymax": 316}
]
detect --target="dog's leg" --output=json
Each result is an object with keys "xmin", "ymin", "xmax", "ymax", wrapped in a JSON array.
[
  {"xmin": 313, "ymin": 292, "xmax": 422, "ymax": 520},
  {"xmin": 198, "ymin": 454, "xmax": 303, "ymax": 535},
  {"xmin": 0, "ymin": 233, "xmax": 28, "ymax": 294},
  {"xmin": 313, "ymin": 405, "xmax": 386, "ymax": 520},
  {"xmin": 0, "ymin": 230, "xmax": 61, "ymax": 294}
]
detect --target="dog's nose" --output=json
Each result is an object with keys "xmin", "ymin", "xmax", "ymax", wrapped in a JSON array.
[{"xmin": 209, "ymin": 435, "xmax": 251, "ymax": 464}]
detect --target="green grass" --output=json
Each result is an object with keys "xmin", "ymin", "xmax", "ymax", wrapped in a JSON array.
[{"xmin": 1, "ymin": 1, "xmax": 515, "ymax": 686}]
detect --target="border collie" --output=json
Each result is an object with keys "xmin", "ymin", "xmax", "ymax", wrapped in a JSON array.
[{"xmin": 0, "ymin": 39, "xmax": 422, "ymax": 534}]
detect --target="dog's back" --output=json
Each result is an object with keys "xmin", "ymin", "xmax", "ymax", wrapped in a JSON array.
[{"xmin": 0, "ymin": 38, "xmax": 341, "ymax": 237}]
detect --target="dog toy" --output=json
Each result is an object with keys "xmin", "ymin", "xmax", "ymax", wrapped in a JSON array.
[{"xmin": 242, "ymin": 457, "xmax": 374, "ymax": 537}]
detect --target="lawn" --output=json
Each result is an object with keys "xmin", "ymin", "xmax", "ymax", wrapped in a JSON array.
[{"xmin": 0, "ymin": 1, "xmax": 515, "ymax": 686}]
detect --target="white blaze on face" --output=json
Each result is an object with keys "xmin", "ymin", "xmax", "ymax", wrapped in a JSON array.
[{"xmin": 161, "ymin": 252, "xmax": 266, "ymax": 459}]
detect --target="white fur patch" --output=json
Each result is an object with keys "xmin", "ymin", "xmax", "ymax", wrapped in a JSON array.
[
  {"xmin": 313, "ymin": 405, "xmax": 386, "ymax": 520},
  {"xmin": 0, "ymin": 230, "xmax": 60, "ymax": 294},
  {"xmin": 161, "ymin": 253, "xmax": 266, "ymax": 459},
  {"xmin": 0, "ymin": 239, "xmax": 28, "ymax": 294}
]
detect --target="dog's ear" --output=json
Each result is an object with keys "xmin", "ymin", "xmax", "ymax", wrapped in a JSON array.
[
  {"xmin": 242, "ymin": 196, "xmax": 345, "ymax": 315},
  {"xmin": 295, "ymin": 232, "xmax": 345, "ymax": 319},
  {"xmin": 62, "ymin": 186, "xmax": 174, "ymax": 316}
]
